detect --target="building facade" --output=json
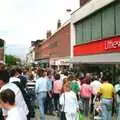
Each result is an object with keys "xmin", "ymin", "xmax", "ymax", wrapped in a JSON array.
[
  {"xmin": 71, "ymin": 0, "xmax": 120, "ymax": 64},
  {"xmin": 26, "ymin": 46, "xmax": 35, "ymax": 65},
  {"xmin": 34, "ymin": 21, "xmax": 71, "ymax": 69}
]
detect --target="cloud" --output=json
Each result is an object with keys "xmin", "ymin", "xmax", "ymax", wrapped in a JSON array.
[
  {"xmin": 5, "ymin": 44, "xmax": 29, "ymax": 60},
  {"xmin": 0, "ymin": 0, "xmax": 79, "ymax": 59}
]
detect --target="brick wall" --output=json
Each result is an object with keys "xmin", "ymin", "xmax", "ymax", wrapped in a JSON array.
[{"xmin": 35, "ymin": 23, "xmax": 70, "ymax": 60}]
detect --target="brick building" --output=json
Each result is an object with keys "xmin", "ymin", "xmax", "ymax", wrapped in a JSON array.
[{"xmin": 35, "ymin": 21, "xmax": 71, "ymax": 69}]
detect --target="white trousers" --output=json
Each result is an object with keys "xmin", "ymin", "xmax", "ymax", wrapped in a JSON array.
[{"xmin": 65, "ymin": 113, "xmax": 76, "ymax": 120}]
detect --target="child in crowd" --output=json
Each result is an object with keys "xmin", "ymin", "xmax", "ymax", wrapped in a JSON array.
[
  {"xmin": 59, "ymin": 82, "xmax": 79, "ymax": 120},
  {"xmin": 0, "ymin": 89, "xmax": 27, "ymax": 120}
]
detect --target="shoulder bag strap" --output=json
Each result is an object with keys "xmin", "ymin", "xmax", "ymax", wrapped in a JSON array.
[{"xmin": 63, "ymin": 93, "xmax": 65, "ymax": 111}]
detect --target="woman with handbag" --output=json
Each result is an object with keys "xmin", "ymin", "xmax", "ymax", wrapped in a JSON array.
[{"xmin": 59, "ymin": 82, "xmax": 79, "ymax": 120}]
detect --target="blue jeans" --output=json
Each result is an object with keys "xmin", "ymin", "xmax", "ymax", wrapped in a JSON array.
[
  {"xmin": 81, "ymin": 98, "xmax": 90, "ymax": 116},
  {"xmin": 116, "ymin": 103, "xmax": 120, "ymax": 120},
  {"xmin": 101, "ymin": 98, "xmax": 112, "ymax": 120},
  {"xmin": 37, "ymin": 92, "xmax": 47, "ymax": 120}
]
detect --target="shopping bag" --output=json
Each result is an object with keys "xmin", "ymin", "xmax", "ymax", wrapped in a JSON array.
[{"xmin": 76, "ymin": 112, "xmax": 84, "ymax": 120}]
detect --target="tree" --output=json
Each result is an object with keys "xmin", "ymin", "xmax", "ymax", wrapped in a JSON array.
[{"xmin": 5, "ymin": 55, "xmax": 21, "ymax": 66}]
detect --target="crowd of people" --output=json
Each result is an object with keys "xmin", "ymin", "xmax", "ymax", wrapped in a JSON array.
[{"xmin": 0, "ymin": 63, "xmax": 120, "ymax": 120}]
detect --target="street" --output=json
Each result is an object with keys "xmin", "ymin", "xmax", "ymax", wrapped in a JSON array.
[
  {"xmin": 31, "ymin": 109, "xmax": 59, "ymax": 120},
  {"xmin": 31, "ymin": 108, "xmax": 116, "ymax": 120}
]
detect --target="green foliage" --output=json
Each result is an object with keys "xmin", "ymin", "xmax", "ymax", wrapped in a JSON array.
[{"xmin": 5, "ymin": 55, "xmax": 21, "ymax": 65}]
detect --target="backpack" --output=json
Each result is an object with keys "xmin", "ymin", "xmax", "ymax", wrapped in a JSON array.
[{"xmin": 80, "ymin": 84, "xmax": 92, "ymax": 99}]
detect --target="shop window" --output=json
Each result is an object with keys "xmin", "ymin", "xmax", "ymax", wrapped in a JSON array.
[
  {"xmin": 115, "ymin": 2, "xmax": 120, "ymax": 35},
  {"xmin": 82, "ymin": 18, "xmax": 92, "ymax": 43},
  {"xmin": 91, "ymin": 13, "xmax": 102, "ymax": 40},
  {"xmin": 102, "ymin": 5, "xmax": 115, "ymax": 38}
]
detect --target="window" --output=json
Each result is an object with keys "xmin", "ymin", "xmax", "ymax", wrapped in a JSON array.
[
  {"xmin": 91, "ymin": 13, "xmax": 102, "ymax": 40},
  {"xmin": 75, "ymin": 22, "xmax": 83, "ymax": 44},
  {"xmin": 102, "ymin": 5, "xmax": 115, "ymax": 38},
  {"xmin": 82, "ymin": 18, "xmax": 91, "ymax": 43},
  {"xmin": 115, "ymin": 2, "xmax": 120, "ymax": 35}
]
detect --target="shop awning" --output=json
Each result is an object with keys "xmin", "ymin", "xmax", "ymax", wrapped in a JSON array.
[{"xmin": 65, "ymin": 53, "xmax": 120, "ymax": 64}]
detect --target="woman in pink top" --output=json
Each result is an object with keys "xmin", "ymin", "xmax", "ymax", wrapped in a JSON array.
[
  {"xmin": 53, "ymin": 73, "xmax": 62, "ymax": 111},
  {"xmin": 80, "ymin": 78, "xmax": 92, "ymax": 117}
]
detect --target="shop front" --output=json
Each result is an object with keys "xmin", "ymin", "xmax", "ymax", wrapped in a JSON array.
[{"xmin": 71, "ymin": 36, "xmax": 120, "ymax": 83}]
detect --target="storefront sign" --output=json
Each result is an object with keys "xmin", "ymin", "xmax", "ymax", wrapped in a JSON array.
[
  {"xmin": 74, "ymin": 36, "xmax": 120, "ymax": 56},
  {"xmin": 105, "ymin": 40, "xmax": 120, "ymax": 50}
]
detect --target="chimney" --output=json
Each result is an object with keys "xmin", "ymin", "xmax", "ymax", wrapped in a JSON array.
[
  {"xmin": 80, "ymin": 0, "xmax": 90, "ymax": 7},
  {"xmin": 46, "ymin": 30, "xmax": 52, "ymax": 39},
  {"xmin": 57, "ymin": 19, "xmax": 61, "ymax": 29}
]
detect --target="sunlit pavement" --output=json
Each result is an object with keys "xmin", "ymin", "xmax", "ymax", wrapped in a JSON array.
[
  {"xmin": 31, "ymin": 109, "xmax": 59, "ymax": 120},
  {"xmin": 31, "ymin": 109, "xmax": 116, "ymax": 120}
]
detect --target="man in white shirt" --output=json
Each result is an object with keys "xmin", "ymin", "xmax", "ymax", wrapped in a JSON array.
[
  {"xmin": 0, "ymin": 70, "xmax": 29, "ymax": 120},
  {"xmin": 0, "ymin": 89, "xmax": 27, "ymax": 120},
  {"xmin": 90, "ymin": 76, "xmax": 101, "ymax": 114}
]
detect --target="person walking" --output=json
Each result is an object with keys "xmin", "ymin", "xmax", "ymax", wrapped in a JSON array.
[
  {"xmin": 35, "ymin": 69, "xmax": 49, "ymax": 120},
  {"xmin": 0, "ymin": 89, "xmax": 27, "ymax": 120},
  {"xmin": 80, "ymin": 78, "xmax": 92, "ymax": 117},
  {"xmin": 97, "ymin": 75, "xmax": 114, "ymax": 120},
  {"xmin": 53, "ymin": 73, "xmax": 62, "ymax": 112},
  {"xmin": 90, "ymin": 75, "xmax": 101, "ymax": 114},
  {"xmin": 0, "ymin": 70, "xmax": 29, "ymax": 120},
  {"xmin": 59, "ymin": 82, "xmax": 79, "ymax": 120},
  {"xmin": 44, "ymin": 71, "xmax": 54, "ymax": 115},
  {"xmin": 115, "ymin": 77, "xmax": 120, "ymax": 120}
]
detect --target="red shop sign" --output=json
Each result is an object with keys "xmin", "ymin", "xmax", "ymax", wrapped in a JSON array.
[{"xmin": 74, "ymin": 36, "xmax": 120, "ymax": 56}]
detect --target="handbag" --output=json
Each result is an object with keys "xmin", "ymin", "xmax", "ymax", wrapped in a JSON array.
[{"xmin": 60, "ymin": 93, "xmax": 66, "ymax": 120}]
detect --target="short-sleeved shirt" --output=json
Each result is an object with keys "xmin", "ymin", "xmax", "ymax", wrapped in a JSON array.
[
  {"xmin": 6, "ymin": 106, "xmax": 27, "ymax": 120},
  {"xmin": 98, "ymin": 83, "xmax": 114, "ymax": 99}
]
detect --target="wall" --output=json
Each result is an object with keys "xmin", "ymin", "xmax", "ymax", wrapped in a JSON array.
[{"xmin": 35, "ymin": 23, "xmax": 70, "ymax": 61}]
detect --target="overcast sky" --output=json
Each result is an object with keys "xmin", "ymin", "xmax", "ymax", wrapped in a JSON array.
[{"xmin": 0, "ymin": 0, "xmax": 79, "ymax": 59}]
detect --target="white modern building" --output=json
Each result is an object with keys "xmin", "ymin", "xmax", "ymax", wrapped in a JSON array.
[{"xmin": 70, "ymin": 0, "xmax": 120, "ymax": 64}]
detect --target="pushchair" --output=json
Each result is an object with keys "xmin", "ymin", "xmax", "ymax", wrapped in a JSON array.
[{"xmin": 93, "ymin": 96, "xmax": 102, "ymax": 120}]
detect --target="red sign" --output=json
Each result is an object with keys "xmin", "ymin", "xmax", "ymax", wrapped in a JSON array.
[{"xmin": 74, "ymin": 36, "xmax": 120, "ymax": 56}]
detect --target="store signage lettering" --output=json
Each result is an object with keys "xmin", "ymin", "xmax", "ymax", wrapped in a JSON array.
[{"xmin": 105, "ymin": 40, "xmax": 120, "ymax": 50}]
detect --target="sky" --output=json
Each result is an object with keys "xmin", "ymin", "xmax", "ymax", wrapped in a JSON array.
[{"xmin": 0, "ymin": 0, "xmax": 79, "ymax": 59}]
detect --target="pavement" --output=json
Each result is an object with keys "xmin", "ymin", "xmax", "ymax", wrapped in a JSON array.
[
  {"xmin": 31, "ymin": 108, "xmax": 116, "ymax": 120},
  {"xmin": 31, "ymin": 109, "xmax": 59, "ymax": 120}
]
